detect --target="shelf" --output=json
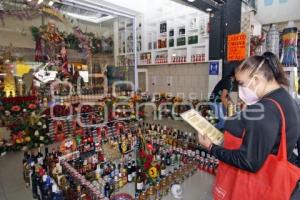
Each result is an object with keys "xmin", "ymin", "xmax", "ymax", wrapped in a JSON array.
[
  {"xmin": 171, "ymin": 46, "xmax": 187, "ymax": 50},
  {"xmin": 188, "ymin": 28, "xmax": 199, "ymax": 32},
  {"xmin": 154, "ymin": 48, "xmax": 168, "ymax": 52},
  {"xmin": 138, "ymin": 61, "xmax": 209, "ymax": 66},
  {"xmin": 190, "ymin": 43, "xmax": 206, "ymax": 48},
  {"xmin": 118, "ymin": 52, "xmax": 135, "ymax": 56}
]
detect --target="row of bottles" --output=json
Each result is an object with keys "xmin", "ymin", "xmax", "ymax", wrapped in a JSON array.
[
  {"xmin": 136, "ymin": 162, "xmax": 198, "ymax": 200},
  {"xmin": 23, "ymin": 121, "xmax": 219, "ymax": 199}
]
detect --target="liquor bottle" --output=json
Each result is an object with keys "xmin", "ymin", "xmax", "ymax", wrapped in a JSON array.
[
  {"xmin": 127, "ymin": 162, "xmax": 133, "ymax": 183},
  {"xmin": 37, "ymin": 148, "xmax": 44, "ymax": 166},
  {"xmin": 135, "ymin": 168, "xmax": 144, "ymax": 194},
  {"xmin": 118, "ymin": 171, "xmax": 123, "ymax": 189},
  {"xmin": 160, "ymin": 160, "xmax": 167, "ymax": 179},
  {"xmin": 31, "ymin": 166, "xmax": 39, "ymax": 199},
  {"xmin": 132, "ymin": 161, "xmax": 137, "ymax": 180},
  {"xmin": 114, "ymin": 176, "xmax": 119, "ymax": 192},
  {"xmin": 155, "ymin": 181, "xmax": 162, "ymax": 200},
  {"xmin": 122, "ymin": 167, "xmax": 127, "ymax": 185},
  {"xmin": 138, "ymin": 191, "xmax": 147, "ymax": 200},
  {"xmin": 227, "ymin": 101, "xmax": 234, "ymax": 117},
  {"xmin": 104, "ymin": 181, "xmax": 111, "ymax": 198},
  {"xmin": 146, "ymin": 185, "xmax": 156, "ymax": 200},
  {"xmin": 166, "ymin": 153, "xmax": 171, "ymax": 166}
]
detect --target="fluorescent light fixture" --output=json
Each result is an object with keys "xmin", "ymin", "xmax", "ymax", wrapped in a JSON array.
[
  {"xmin": 48, "ymin": 0, "xmax": 54, "ymax": 6},
  {"xmin": 187, "ymin": 0, "xmax": 195, "ymax": 2},
  {"xmin": 27, "ymin": 0, "xmax": 32, "ymax": 2},
  {"xmin": 206, "ymin": 8, "xmax": 212, "ymax": 12},
  {"xmin": 37, "ymin": 0, "xmax": 44, "ymax": 5},
  {"xmin": 64, "ymin": 12, "xmax": 114, "ymax": 23}
]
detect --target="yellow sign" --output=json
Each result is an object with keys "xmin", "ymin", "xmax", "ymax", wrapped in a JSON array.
[{"xmin": 16, "ymin": 62, "xmax": 31, "ymax": 76}]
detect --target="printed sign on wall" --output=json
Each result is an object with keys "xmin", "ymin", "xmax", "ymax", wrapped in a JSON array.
[
  {"xmin": 227, "ymin": 33, "xmax": 247, "ymax": 61},
  {"xmin": 209, "ymin": 61, "xmax": 219, "ymax": 75}
]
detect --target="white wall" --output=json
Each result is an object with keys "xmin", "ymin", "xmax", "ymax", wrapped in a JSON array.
[
  {"xmin": 255, "ymin": 0, "xmax": 300, "ymax": 24},
  {"xmin": 102, "ymin": 0, "xmax": 199, "ymax": 21}
]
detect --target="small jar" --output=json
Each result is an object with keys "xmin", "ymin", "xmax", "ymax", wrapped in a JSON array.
[
  {"xmin": 155, "ymin": 182, "xmax": 162, "ymax": 200},
  {"xmin": 146, "ymin": 186, "xmax": 156, "ymax": 200},
  {"xmin": 139, "ymin": 191, "xmax": 147, "ymax": 200},
  {"xmin": 161, "ymin": 178, "xmax": 168, "ymax": 196}
]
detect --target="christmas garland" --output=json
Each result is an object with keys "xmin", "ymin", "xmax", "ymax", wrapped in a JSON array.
[{"xmin": 30, "ymin": 25, "xmax": 113, "ymax": 55}]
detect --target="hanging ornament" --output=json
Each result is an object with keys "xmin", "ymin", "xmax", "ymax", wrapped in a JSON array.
[
  {"xmin": 266, "ymin": 24, "xmax": 280, "ymax": 57},
  {"xmin": 280, "ymin": 21, "xmax": 298, "ymax": 67}
]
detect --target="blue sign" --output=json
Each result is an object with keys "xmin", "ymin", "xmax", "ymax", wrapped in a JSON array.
[
  {"xmin": 209, "ymin": 61, "xmax": 219, "ymax": 75},
  {"xmin": 279, "ymin": 0, "xmax": 288, "ymax": 3},
  {"xmin": 264, "ymin": 0, "xmax": 273, "ymax": 6}
]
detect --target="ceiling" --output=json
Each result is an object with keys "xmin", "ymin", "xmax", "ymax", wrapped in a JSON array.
[
  {"xmin": 53, "ymin": 1, "xmax": 115, "ymax": 24},
  {"xmin": 174, "ymin": 0, "xmax": 226, "ymax": 13}
]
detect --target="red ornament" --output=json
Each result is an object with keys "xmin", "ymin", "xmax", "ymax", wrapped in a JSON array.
[
  {"xmin": 28, "ymin": 103, "xmax": 37, "ymax": 110},
  {"xmin": 146, "ymin": 143, "xmax": 154, "ymax": 151},
  {"xmin": 11, "ymin": 105, "xmax": 21, "ymax": 112}
]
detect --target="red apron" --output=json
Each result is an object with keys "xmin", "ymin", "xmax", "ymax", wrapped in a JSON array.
[{"xmin": 213, "ymin": 98, "xmax": 300, "ymax": 200}]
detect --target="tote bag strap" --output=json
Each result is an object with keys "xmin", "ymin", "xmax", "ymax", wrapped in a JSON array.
[{"xmin": 264, "ymin": 98, "xmax": 287, "ymax": 161}]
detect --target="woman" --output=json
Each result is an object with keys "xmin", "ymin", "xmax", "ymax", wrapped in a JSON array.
[{"xmin": 199, "ymin": 52, "xmax": 300, "ymax": 200}]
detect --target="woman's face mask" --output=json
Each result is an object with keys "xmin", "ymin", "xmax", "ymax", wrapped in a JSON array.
[
  {"xmin": 238, "ymin": 84, "xmax": 259, "ymax": 105},
  {"xmin": 237, "ymin": 60, "xmax": 266, "ymax": 105}
]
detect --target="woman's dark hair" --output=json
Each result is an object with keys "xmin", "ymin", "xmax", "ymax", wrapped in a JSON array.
[{"xmin": 235, "ymin": 52, "xmax": 289, "ymax": 87}]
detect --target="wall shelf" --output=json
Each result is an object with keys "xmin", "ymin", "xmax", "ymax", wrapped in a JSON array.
[{"xmin": 115, "ymin": 10, "xmax": 209, "ymax": 67}]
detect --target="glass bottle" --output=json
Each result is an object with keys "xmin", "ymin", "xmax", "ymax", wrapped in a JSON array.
[
  {"xmin": 114, "ymin": 176, "xmax": 119, "ymax": 192},
  {"xmin": 166, "ymin": 153, "xmax": 171, "ymax": 166},
  {"xmin": 146, "ymin": 185, "xmax": 156, "ymax": 200},
  {"xmin": 160, "ymin": 160, "xmax": 167, "ymax": 179},
  {"xmin": 104, "ymin": 181, "xmax": 111, "ymax": 198},
  {"xmin": 135, "ymin": 168, "xmax": 144, "ymax": 194},
  {"xmin": 127, "ymin": 162, "xmax": 133, "ymax": 183},
  {"xmin": 138, "ymin": 191, "xmax": 147, "ymax": 200},
  {"xmin": 155, "ymin": 181, "xmax": 162, "ymax": 200}
]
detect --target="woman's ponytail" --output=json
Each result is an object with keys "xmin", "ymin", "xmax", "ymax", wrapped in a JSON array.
[{"xmin": 262, "ymin": 52, "xmax": 289, "ymax": 87}]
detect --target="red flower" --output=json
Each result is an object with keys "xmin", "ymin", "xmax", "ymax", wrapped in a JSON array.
[
  {"xmin": 146, "ymin": 154, "xmax": 153, "ymax": 163},
  {"xmin": 0, "ymin": 106, "xmax": 4, "ymax": 111},
  {"xmin": 155, "ymin": 164, "xmax": 161, "ymax": 171},
  {"xmin": 11, "ymin": 105, "xmax": 21, "ymax": 112},
  {"xmin": 139, "ymin": 149, "xmax": 147, "ymax": 158},
  {"xmin": 144, "ymin": 161, "xmax": 151, "ymax": 170},
  {"xmin": 28, "ymin": 104, "xmax": 37, "ymax": 110}
]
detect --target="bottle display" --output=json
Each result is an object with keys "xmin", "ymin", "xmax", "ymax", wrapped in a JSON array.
[{"xmin": 22, "ymin": 121, "xmax": 218, "ymax": 200}]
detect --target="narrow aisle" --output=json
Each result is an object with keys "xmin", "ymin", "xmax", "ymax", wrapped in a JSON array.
[{"xmin": 0, "ymin": 152, "xmax": 32, "ymax": 200}]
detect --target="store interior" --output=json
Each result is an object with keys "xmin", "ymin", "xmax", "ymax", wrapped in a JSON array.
[{"xmin": 0, "ymin": 0, "xmax": 300, "ymax": 200}]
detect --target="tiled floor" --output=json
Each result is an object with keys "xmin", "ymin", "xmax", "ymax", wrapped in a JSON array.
[{"xmin": 0, "ymin": 118, "xmax": 214, "ymax": 200}]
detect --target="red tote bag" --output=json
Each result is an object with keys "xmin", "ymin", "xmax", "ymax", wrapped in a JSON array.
[{"xmin": 213, "ymin": 98, "xmax": 300, "ymax": 200}]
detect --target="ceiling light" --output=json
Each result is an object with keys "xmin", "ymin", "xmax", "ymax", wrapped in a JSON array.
[
  {"xmin": 37, "ymin": 0, "xmax": 44, "ymax": 5},
  {"xmin": 187, "ymin": 0, "xmax": 195, "ymax": 2},
  {"xmin": 206, "ymin": 8, "xmax": 212, "ymax": 12},
  {"xmin": 27, "ymin": 0, "xmax": 32, "ymax": 2},
  {"xmin": 64, "ymin": 12, "xmax": 114, "ymax": 23},
  {"xmin": 48, "ymin": 1, "xmax": 54, "ymax": 6}
]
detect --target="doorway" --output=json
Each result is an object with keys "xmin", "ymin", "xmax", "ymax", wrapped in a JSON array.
[{"xmin": 138, "ymin": 69, "xmax": 148, "ymax": 92}]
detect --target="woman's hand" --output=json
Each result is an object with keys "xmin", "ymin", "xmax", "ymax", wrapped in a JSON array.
[{"xmin": 198, "ymin": 133, "xmax": 213, "ymax": 151}]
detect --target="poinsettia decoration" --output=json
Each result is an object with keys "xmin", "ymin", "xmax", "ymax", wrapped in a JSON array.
[
  {"xmin": 250, "ymin": 34, "xmax": 265, "ymax": 56},
  {"xmin": 9, "ymin": 116, "xmax": 51, "ymax": 151}
]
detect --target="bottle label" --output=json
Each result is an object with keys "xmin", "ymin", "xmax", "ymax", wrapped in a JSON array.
[
  {"xmin": 137, "ymin": 182, "xmax": 143, "ymax": 190},
  {"xmin": 128, "ymin": 174, "xmax": 132, "ymax": 182},
  {"xmin": 161, "ymin": 169, "xmax": 166, "ymax": 176},
  {"xmin": 132, "ymin": 172, "xmax": 136, "ymax": 177}
]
